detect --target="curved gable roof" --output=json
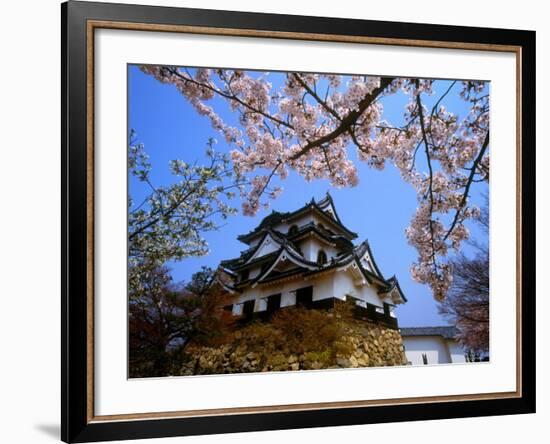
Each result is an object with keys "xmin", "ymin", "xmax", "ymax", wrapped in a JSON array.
[
  {"xmin": 384, "ymin": 276, "xmax": 407, "ymax": 302},
  {"xmin": 251, "ymin": 245, "xmax": 319, "ymax": 286},
  {"xmin": 353, "ymin": 240, "xmax": 385, "ymax": 280},
  {"xmin": 237, "ymin": 194, "xmax": 358, "ymax": 244},
  {"xmin": 316, "ymin": 191, "xmax": 344, "ymax": 225},
  {"xmin": 221, "ymin": 228, "xmax": 301, "ymax": 271}
]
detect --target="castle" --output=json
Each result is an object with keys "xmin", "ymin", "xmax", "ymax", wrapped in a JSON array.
[{"xmin": 215, "ymin": 193, "xmax": 407, "ymax": 329}]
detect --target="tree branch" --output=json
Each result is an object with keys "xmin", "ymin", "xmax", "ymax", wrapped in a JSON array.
[
  {"xmin": 288, "ymin": 77, "xmax": 395, "ymax": 160},
  {"xmin": 443, "ymin": 131, "xmax": 490, "ymax": 242}
]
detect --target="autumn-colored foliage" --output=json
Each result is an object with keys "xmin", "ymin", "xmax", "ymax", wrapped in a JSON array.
[
  {"xmin": 269, "ymin": 302, "xmax": 354, "ymax": 356},
  {"xmin": 185, "ymin": 300, "xmax": 357, "ymax": 371},
  {"xmin": 439, "ymin": 203, "xmax": 489, "ymax": 353},
  {"xmin": 129, "ymin": 266, "xmax": 234, "ymax": 378},
  {"xmin": 179, "ymin": 299, "xmax": 407, "ymax": 375}
]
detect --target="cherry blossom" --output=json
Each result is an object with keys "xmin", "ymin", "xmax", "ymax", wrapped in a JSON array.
[
  {"xmin": 128, "ymin": 133, "xmax": 246, "ymax": 294},
  {"xmin": 141, "ymin": 67, "xmax": 489, "ymax": 300}
]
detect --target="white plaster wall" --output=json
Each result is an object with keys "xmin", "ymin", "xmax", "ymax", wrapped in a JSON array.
[
  {"xmin": 270, "ymin": 214, "xmax": 316, "ymax": 234},
  {"xmin": 231, "ymin": 293, "xmax": 259, "ymax": 314},
  {"xmin": 310, "ymin": 273, "xmax": 335, "ymax": 301},
  {"xmin": 299, "ymin": 237, "xmax": 338, "ymax": 262},
  {"xmin": 234, "ymin": 288, "xmax": 260, "ymax": 305},
  {"xmin": 357, "ymin": 281, "xmax": 384, "ymax": 306},
  {"xmin": 290, "ymin": 213, "xmax": 319, "ymax": 228},
  {"xmin": 231, "ymin": 268, "xmax": 390, "ymax": 315},
  {"xmin": 233, "ymin": 279, "xmax": 318, "ymax": 311},
  {"xmin": 231, "ymin": 271, "xmax": 339, "ymax": 311},
  {"xmin": 447, "ymin": 339, "xmax": 467, "ymax": 363},
  {"xmin": 280, "ymin": 290, "xmax": 297, "ymax": 307},
  {"xmin": 249, "ymin": 266, "xmax": 261, "ymax": 279},
  {"xmin": 281, "ymin": 213, "xmax": 335, "ymax": 233},
  {"xmin": 332, "ymin": 271, "xmax": 384, "ymax": 306},
  {"xmin": 257, "ymin": 298, "xmax": 268, "ymax": 311},
  {"xmin": 299, "ymin": 238, "xmax": 314, "ymax": 261},
  {"xmin": 248, "ymin": 234, "xmax": 279, "ymax": 260},
  {"xmin": 332, "ymin": 271, "xmax": 356, "ymax": 301},
  {"xmin": 360, "ymin": 254, "xmax": 376, "ymax": 273},
  {"xmin": 402, "ymin": 336, "xmax": 452, "ymax": 365},
  {"xmin": 232, "ymin": 303, "xmax": 243, "ymax": 316}
]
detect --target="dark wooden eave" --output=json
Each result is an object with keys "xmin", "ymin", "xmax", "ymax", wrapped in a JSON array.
[
  {"xmin": 315, "ymin": 191, "xmax": 344, "ymax": 226},
  {"xmin": 384, "ymin": 275, "xmax": 408, "ymax": 302},
  {"xmin": 220, "ymin": 229, "xmax": 302, "ymax": 271},
  {"xmin": 237, "ymin": 195, "xmax": 358, "ymax": 244}
]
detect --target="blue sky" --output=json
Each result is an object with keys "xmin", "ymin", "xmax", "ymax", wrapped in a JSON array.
[{"xmin": 128, "ymin": 65, "xmax": 488, "ymax": 327}]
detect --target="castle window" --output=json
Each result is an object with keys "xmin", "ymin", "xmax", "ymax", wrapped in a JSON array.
[
  {"xmin": 317, "ymin": 250, "xmax": 327, "ymax": 265},
  {"xmin": 288, "ymin": 224, "xmax": 298, "ymax": 236},
  {"xmin": 240, "ymin": 269, "xmax": 249, "ymax": 282}
]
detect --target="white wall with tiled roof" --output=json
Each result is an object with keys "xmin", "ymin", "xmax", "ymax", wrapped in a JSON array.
[
  {"xmin": 401, "ymin": 334, "xmax": 468, "ymax": 365},
  {"xmin": 402, "ymin": 336, "xmax": 453, "ymax": 365}
]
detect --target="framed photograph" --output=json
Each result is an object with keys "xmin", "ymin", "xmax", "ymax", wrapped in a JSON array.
[{"xmin": 62, "ymin": 1, "xmax": 535, "ymax": 442}]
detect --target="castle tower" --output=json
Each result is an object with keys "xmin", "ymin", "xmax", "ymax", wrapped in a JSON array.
[{"xmin": 215, "ymin": 192, "xmax": 407, "ymax": 328}]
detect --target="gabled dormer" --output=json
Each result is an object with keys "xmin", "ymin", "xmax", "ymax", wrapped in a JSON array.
[
  {"xmin": 315, "ymin": 191, "xmax": 344, "ymax": 225},
  {"xmin": 236, "ymin": 193, "xmax": 357, "ymax": 247}
]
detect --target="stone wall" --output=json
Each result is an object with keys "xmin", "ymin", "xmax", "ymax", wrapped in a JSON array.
[{"xmin": 178, "ymin": 314, "xmax": 408, "ymax": 375}]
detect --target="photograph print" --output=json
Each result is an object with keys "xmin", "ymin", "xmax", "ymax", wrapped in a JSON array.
[{"xmin": 128, "ymin": 65, "xmax": 490, "ymax": 379}]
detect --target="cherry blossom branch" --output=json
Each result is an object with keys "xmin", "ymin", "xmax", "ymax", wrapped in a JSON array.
[
  {"xmin": 415, "ymin": 86, "xmax": 440, "ymax": 276},
  {"xmin": 428, "ymin": 80, "xmax": 457, "ymax": 136},
  {"xmin": 167, "ymin": 67, "xmax": 292, "ymax": 129},
  {"xmin": 139, "ymin": 67, "xmax": 490, "ymax": 300},
  {"xmin": 292, "ymin": 73, "xmax": 341, "ymax": 121},
  {"xmin": 443, "ymin": 131, "xmax": 490, "ymax": 242},
  {"xmin": 289, "ymin": 77, "xmax": 395, "ymax": 160}
]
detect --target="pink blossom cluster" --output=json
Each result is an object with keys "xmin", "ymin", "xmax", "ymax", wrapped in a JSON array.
[{"xmin": 140, "ymin": 66, "xmax": 489, "ymax": 300}]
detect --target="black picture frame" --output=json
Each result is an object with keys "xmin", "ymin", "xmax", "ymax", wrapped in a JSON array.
[{"xmin": 62, "ymin": 1, "xmax": 536, "ymax": 442}]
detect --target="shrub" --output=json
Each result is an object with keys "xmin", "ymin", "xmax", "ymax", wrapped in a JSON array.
[
  {"xmin": 303, "ymin": 349, "xmax": 333, "ymax": 366},
  {"xmin": 239, "ymin": 320, "xmax": 284, "ymax": 353}
]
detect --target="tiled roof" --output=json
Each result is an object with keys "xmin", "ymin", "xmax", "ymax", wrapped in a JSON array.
[
  {"xmin": 220, "ymin": 250, "xmax": 279, "ymax": 271},
  {"xmin": 400, "ymin": 326, "xmax": 458, "ymax": 339},
  {"xmin": 237, "ymin": 193, "xmax": 357, "ymax": 243},
  {"xmin": 385, "ymin": 276, "xmax": 407, "ymax": 302},
  {"xmin": 220, "ymin": 229, "xmax": 303, "ymax": 271}
]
